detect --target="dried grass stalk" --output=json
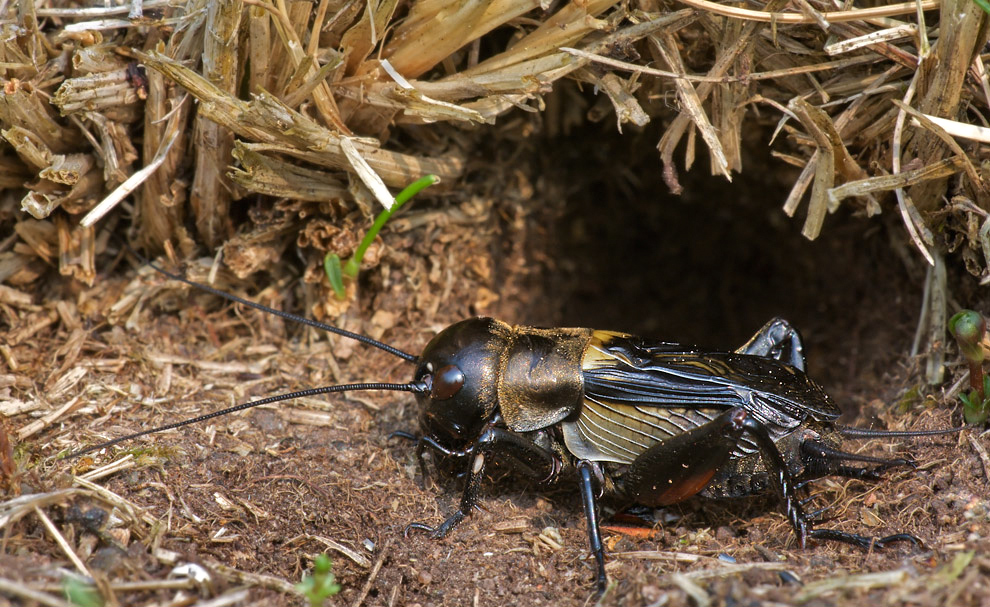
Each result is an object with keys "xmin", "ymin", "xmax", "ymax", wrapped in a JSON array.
[
  {"xmin": 230, "ymin": 143, "xmax": 349, "ymax": 202},
  {"xmin": 190, "ymin": 0, "xmax": 244, "ymax": 247},
  {"xmin": 651, "ymin": 32, "xmax": 730, "ymax": 179},
  {"xmin": 53, "ymin": 68, "xmax": 143, "ymax": 122},
  {"xmin": 137, "ymin": 49, "xmax": 465, "ymax": 187},
  {"xmin": 788, "ymin": 97, "xmax": 870, "ymax": 239},
  {"xmin": 455, "ymin": 0, "xmax": 620, "ymax": 77},
  {"xmin": 134, "ymin": 40, "xmax": 196, "ymax": 256},
  {"xmin": 905, "ymin": 0, "xmax": 988, "ymax": 213},
  {"xmin": 829, "ymin": 156, "xmax": 967, "ymax": 208},
  {"xmin": 383, "ymin": 0, "xmax": 544, "ymax": 78},
  {"xmin": 3, "ymin": 126, "xmax": 54, "ymax": 171},
  {"xmin": 572, "ymin": 68, "xmax": 649, "ymax": 131},
  {"xmin": 56, "ymin": 216, "xmax": 96, "ymax": 285},
  {"xmin": 0, "ymin": 86, "xmax": 82, "ymax": 153},
  {"xmin": 0, "ymin": 0, "xmax": 989, "ymax": 301}
]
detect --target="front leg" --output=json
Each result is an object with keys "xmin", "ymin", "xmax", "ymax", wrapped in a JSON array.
[
  {"xmin": 577, "ymin": 460, "xmax": 607, "ymax": 595},
  {"xmin": 406, "ymin": 427, "xmax": 562, "ymax": 538},
  {"xmin": 390, "ymin": 430, "xmax": 470, "ymax": 484},
  {"xmin": 406, "ymin": 448, "xmax": 487, "ymax": 538}
]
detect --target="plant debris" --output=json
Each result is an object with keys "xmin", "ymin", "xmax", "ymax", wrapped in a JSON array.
[{"xmin": 3, "ymin": 0, "xmax": 990, "ymax": 605}]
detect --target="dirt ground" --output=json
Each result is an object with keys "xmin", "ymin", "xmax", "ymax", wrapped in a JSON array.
[{"xmin": 3, "ymin": 122, "xmax": 990, "ymax": 607}]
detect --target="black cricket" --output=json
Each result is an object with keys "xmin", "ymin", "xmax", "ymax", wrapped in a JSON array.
[{"xmin": 76, "ymin": 255, "xmax": 951, "ymax": 593}]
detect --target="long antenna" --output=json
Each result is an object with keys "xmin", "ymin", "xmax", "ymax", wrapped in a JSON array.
[
  {"xmin": 70, "ymin": 381, "xmax": 429, "ymax": 459},
  {"xmin": 126, "ymin": 243, "xmax": 419, "ymax": 363},
  {"xmin": 837, "ymin": 425, "xmax": 963, "ymax": 438}
]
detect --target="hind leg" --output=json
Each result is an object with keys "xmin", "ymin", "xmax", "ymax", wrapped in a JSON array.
[
  {"xmin": 736, "ymin": 318, "xmax": 807, "ymax": 371},
  {"xmin": 742, "ymin": 417, "xmax": 921, "ymax": 549}
]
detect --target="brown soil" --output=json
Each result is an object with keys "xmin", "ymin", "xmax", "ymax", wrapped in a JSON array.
[{"xmin": 3, "ymin": 118, "xmax": 990, "ymax": 607}]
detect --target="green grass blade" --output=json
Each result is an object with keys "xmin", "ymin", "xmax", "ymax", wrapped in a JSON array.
[
  {"xmin": 343, "ymin": 174, "xmax": 439, "ymax": 278},
  {"xmin": 324, "ymin": 253, "xmax": 346, "ymax": 300}
]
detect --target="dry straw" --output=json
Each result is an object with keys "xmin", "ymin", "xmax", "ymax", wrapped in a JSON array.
[
  {"xmin": 2, "ymin": 0, "xmax": 987, "ymax": 291},
  {"xmin": 1, "ymin": 1, "xmax": 989, "ymax": 604}
]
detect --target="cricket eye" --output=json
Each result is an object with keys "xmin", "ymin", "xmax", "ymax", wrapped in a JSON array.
[{"xmin": 431, "ymin": 365, "xmax": 465, "ymax": 400}]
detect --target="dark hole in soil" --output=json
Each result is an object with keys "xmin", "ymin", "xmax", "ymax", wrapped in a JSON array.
[{"xmin": 537, "ymin": 120, "xmax": 924, "ymax": 405}]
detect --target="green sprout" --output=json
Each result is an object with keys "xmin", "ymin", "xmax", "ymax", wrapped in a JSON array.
[
  {"xmin": 63, "ymin": 578, "xmax": 103, "ymax": 607},
  {"xmin": 296, "ymin": 554, "xmax": 341, "ymax": 607},
  {"xmin": 959, "ymin": 376, "xmax": 990, "ymax": 426},
  {"xmin": 948, "ymin": 310, "xmax": 990, "ymax": 425},
  {"xmin": 325, "ymin": 174, "xmax": 439, "ymax": 299}
]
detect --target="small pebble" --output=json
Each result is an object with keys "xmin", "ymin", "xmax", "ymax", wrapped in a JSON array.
[
  {"xmin": 89, "ymin": 546, "xmax": 126, "ymax": 572},
  {"xmin": 778, "ymin": 570, "xmax": 801, "ymax": 585},
  {"xmin": 641, "ymin": 584, "xmax": 663, "ymax": 603}
]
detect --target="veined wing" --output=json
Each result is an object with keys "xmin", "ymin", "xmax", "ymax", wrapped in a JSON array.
[{"xmin": 561, "ymin": 331, "xmax": 840, "ymax": 464}]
